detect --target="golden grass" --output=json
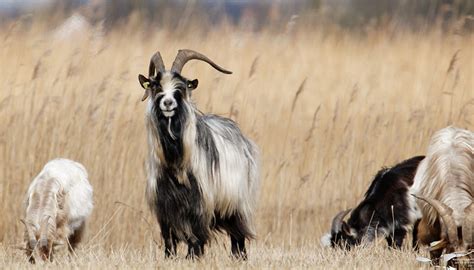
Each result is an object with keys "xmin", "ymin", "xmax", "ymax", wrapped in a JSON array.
[{"xmin": 0, "ymin": 19, "xmax": 472, "ymax": 268}]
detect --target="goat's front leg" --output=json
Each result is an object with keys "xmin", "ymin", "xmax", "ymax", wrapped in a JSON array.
[
  {"xmin": 386, "ymin": 228, "xmax": 406, "ymax": 248},
  {"xmin": 186, "ymin": 240, "xmax": 204, "ymax": 259},
  {"xmin": 161, "ymin": 225, "xmax": 177, "ymax": 258}
]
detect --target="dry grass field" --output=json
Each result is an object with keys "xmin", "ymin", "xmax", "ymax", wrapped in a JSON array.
[{"xmin": 0, "ymin": 17, "xmax": 472, "ymax": 268}]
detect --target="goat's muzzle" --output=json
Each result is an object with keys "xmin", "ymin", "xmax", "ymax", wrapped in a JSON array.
[{"xmin": 413, "ymin": 194, "xmax": 459, "ymax": 247}]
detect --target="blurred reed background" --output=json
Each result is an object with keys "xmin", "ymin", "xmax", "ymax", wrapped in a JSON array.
[{"xmin": 0, "ymin": 0, "xmax": 472, "ymax": 267}]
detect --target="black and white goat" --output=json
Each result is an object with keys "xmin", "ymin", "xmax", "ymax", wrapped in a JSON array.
[
  {"xmin": 138, "ymin": 50, "xmax": 259, "ymax": 259},
  {"xmin": 322, "ymin": 156, "xmax": 425, "ymax": 249},
  {"xmin": 22, "ymin": 159, "xmax": 93, "ymax": 263},
  {"xmin": 410, "ymin": 126, "xmax": 473, "ymax": 263}
]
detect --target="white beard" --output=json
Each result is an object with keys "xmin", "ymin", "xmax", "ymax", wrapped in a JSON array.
[{"xmin": 167, "ymin": 117, "xmax": 176, "ymax": 140}]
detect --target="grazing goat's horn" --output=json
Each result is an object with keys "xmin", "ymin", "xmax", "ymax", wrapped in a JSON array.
[
  {"xmin": 39, "ymin": 217, "xmax": 50, "ymax": 248},
  {"xmin": 149, "ymin": 51, "xmax": 166, "ymax": 77},
  {"xmin": 331, "ymin": 209, "xmax": 352, "ymax": 234},
  {"xmin": 413, "ymin": 195, "xmax": 459, "ymax": 246},
  {"xmin": 20, "ymin": 219, "xmax": 36, "ymax": 249},
  {"xmin": 171, "ymin": 49, "xmax": 232, "ymax": 75},
  {"xmin": 462, "ymin": 203, "xmax": 474, "ymax": 249}
]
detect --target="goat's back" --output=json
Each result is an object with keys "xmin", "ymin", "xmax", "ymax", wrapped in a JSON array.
[{"xmin": 26, "ymin": 158, "xmax": 93, "ymax": 230}]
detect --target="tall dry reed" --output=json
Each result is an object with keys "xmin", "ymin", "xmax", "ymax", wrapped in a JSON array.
[{"xmin": 0, "ymin": 19, "xmax": 472, "ymax": 267}]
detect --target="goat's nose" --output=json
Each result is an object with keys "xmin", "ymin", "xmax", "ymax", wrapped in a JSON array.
[{"xmin": 163, "ymin": 99, "xmax": 173, "ymax": 107}]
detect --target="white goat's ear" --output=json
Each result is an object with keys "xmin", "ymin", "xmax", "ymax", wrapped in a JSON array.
[
  {"xmin": 187, "ymin": 79, "xmax": 198, "ymax": 90},
  {"xmin": 138, "ymin": 74, "xmax": 150, "ymax": 89}
]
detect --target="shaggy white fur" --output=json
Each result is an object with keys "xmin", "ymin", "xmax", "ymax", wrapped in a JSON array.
[{"xmin": 410, "ymin": 126, "xmax": 474, "ymax": 226}]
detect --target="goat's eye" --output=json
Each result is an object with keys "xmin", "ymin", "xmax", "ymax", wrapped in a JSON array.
[{"xmin": 152, "ymin": 84, "xmax": 162, "ymax": 92}]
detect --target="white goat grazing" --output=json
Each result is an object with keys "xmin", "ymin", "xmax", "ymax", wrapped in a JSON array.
[
  {"xmin": 410, "ymin": 126, "xmax": 474, "ymax": 262},
  {"xmin": 22, "ymin": 158, "xmax": 93, "ymax": 263}
]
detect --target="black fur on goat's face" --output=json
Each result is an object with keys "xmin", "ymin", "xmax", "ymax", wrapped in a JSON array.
[
  {"xmin": 329, "ymin": 220, "xmax": 360, "ymax": 249},
  {"xmin": 328, "ymin": 205, "xmax": 378, "ymax": 249},
  {"xmin": 138, "ymin": 71, "xmax": 198, "ymax": 112},
  {"xmin": 138, "ymin": 72, "xmax": 198, "ymax": 167}
]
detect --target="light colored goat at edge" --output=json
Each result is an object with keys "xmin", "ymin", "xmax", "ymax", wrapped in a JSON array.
[
  {"xmin": 410, "ymin": 126, "xmax": 474, "ymax": 261},
  {"xmin": 22, "ymin": 158, "xmax": 93, "ymax": 263}
]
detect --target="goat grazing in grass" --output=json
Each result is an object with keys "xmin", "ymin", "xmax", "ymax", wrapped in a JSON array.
[
  {"xmin": 22, "ymin": 158, "xmax": 93, "ymax": 263},
  {"xmin": 410, "ymin": 126, "xmax": 473, "ymax": 265},
  {"xmin": 322, "ymin": 156, "xmax": 425, "ymax": 249},
  {"xmin": 138, "ymin": 49, "xmax": 259, "ymax": 259}
]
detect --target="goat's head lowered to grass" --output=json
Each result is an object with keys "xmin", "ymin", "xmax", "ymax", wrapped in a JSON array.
[
  {"xmin": 138, "ymin": 50, "xmax": 232, "ymax": 118},
  {"xmin": 323, "ymin": 156, "xmax": 424, "ymax": 249},
  {"xmin": 414, "ymin": 195, "xmax": 474, "ymax": 265},
  {"xmin": 20, "ymin": 216, "xmax": 62, "ymax": 262},
  {"xmin": 20, "ymin": 159, "xmax": 93, "ymax": 263}
]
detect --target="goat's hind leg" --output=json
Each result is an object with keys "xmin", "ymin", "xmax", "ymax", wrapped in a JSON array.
[
  {"xmin": 68, "ymin": 222, "xmax": 85, "ymax": 252},
  {"xmin": 226, "ymin": 214, "xmax": 249, "ymax": 260},
  {"xmin": 230, "ymin": 235, "xmax": 247, "ymax": 260},
  {"xmin": 385, "ymin": 228, "xmax": 406, "ymax": 249}
]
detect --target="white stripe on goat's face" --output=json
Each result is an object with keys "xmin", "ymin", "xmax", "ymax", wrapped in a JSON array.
[{"xmin": 154, "ymin": 72, "xmax": 186, "ymax": 118}]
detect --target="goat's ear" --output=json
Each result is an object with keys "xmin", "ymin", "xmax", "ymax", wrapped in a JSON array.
[
  {"xmin": 187, "ymin": 79, "xmax": 198, "ymax": 90},
  {"xmin": 138, "ymin": 74, "xmax": 151, "ymax": 89}
]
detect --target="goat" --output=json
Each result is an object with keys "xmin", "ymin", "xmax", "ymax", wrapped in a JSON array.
[
  {"xmin": 410, "ymin": 126, "xmax": 473, "ymax": 264},
  {"xmin": 137, "ymin": 50, "xmax": 259, "ymax": 259},
  {"xmin": 21, "ymin": 158, "xmax": 93, "ymax": 263},
  {"xmin": 322, "ymin": 155, "xmax": 425, "ymax": 249}
]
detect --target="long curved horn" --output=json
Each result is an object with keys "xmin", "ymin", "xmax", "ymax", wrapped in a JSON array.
[
  {"xmin": 413, "ymin": 195, "xmax": 459, "ymax": 246},
  {"xmin": 149, "ymin": 51, "xmax": 165, "ymax": 77},
  {"xmin": 462, "ymin": 203, "xmax": 474, "ymax": 249},
  {"xmin": 331, "ymin": 208, "xmax": 352, "ymax": 234},
  {"xmin": 38, "ymin": 217, "xmax": 50, "ymax": 248},
  {"xmin": 171, "ymin": 49, "xmax": 232, "ymax": 75},
  {"xmin": 20, "ymin": 219, "xmax": 36, "ymax": 249}
]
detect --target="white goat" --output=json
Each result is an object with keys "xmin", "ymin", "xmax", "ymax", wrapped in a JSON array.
[
  {"xmin": 22, "ymin": 158, "xmax": 93, "ymax": 262},
  {"xmin": 410, "ymin": 126, "xmax": 474, "ymax": 262}
]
